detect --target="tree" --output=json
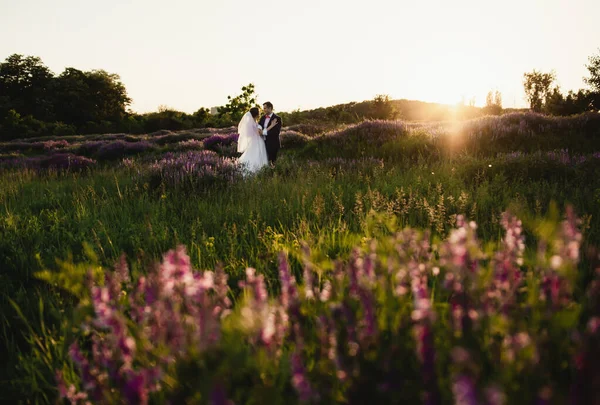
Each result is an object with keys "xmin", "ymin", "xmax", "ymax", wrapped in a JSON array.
[
  {"xmin": 84, "ymin": 70, "xmax": 131, "ymax": 123},
  {"xmin": 217, "ymin": 83, "xmax": 257, "ymax": 124},
  {"xmin": 543, "ymin": 87, "xmax": 593, "ymax": 116},
  {"xmin": 192, "ymin": 107, "xmax": 210, "ymax": 127},
  {"xmin": 584, "ymin": 49, "xmax": 600, "ymax": 110},
  {"xmin": 483, "ymin": 90, "xmax": 502, "ymax": 115},
  {"xmin": 494, "ymin": 90, "xmax": 502, "ymax": 109},
  {"xmin": 544, "ymin": 87, "xmax": 566, "ymax": 115},
  {"xmin": 0, "ymin": 54, "xmax": 55, "ymax": 121},
  {"xmin": 0, "ymin": 54, "xmax": 132, "ymax": 135},
  {"xmin": 565, "ymin": 89, "xmax": 594, "ymax": 114},
  {"xmin": 585, "ymin": 48, "xmax": 600, "ymax": 92},
  {"xmin": 51, "ymin": 68, "xmax": 93, "ymax": 127},
  {"xmin": 485, "ymin": 91, "xmax": 493, "ymax": 107},
  {"xmin": 141, "ymin": 106, "xmax": 196, "ymax": 132},
  {"xmin": 50, "ymin": 68, "xmax": 131, "ymax": 131},
  {"xmin": 370, "ymin": 94, "xmax": 397, "ymax": 120},
  {"xmin": 523, "ymin": 70, "xmax": 556, "ymax": 112}
]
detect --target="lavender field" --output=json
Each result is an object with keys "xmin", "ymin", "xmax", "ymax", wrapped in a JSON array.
[{"xmin": 1, "ymin": 112, "xmax": 600, "ymax": 404}]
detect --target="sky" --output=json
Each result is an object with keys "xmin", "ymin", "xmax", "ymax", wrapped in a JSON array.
[{"xmin": 1, "ymin": 0, "xmax": 599, "ymax": 114}]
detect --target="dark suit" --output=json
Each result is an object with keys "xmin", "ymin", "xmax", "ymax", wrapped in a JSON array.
[{"xmin": 258, "ymin": 113, "xmax": 282, "ymax": 164}]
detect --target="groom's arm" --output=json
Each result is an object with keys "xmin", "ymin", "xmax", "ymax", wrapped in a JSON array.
[{"xmin": 269, "ymin": 115, "xmax": 282, "ymax": 135}]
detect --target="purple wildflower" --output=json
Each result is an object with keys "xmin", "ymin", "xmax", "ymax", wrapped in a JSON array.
[
  {"xmin": 203, "ymin": 133, "xmax": 239, "ymax": 149},
  {"xmin": 147, "ymin": 150, "xmax": 240, "ymax": 191},
  {"xmin": 486, "ymin": 212, "xmax": 525, "ymax": 315},
  {"xmin": 452, "ymin": 374, "xmax": 479, "ymax": 405},
  {"xmin": 291, "ymin": 350, "xmax": 315, "ymax": 403}
]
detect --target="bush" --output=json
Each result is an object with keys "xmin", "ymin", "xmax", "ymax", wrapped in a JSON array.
[
  {"xmin": 39, "ymin": 153, "xmax": 97, "ymax": 171},
  {"xmin": 148, "ymin": 129, "xmax": 175, "ymax": 137},
  {"xmin": 146, "ymin": 150, "xmax": 240, "ymax": 192},
  {"xmin": 299, "ymin": 120, "xmax": 424, "ymax": 161},
  {"xmin": 42, "ymin": 139, "xmax": 70, "ymax": 151},
  {"xmin": 175, "ymin": 139, "xmax": 204, "ymax": 151},
  {"xmin": 95, "ymin": 140, "xmax": 155, "ymax": 160},
  {"xmin": 441, "ymin": 112, "xmax": 600, "ymax": 155},
  {"xmin": 0, "ymin": 153, "xmax": 96, "ymax": 172},
  {"xmin": 51, "ymin": 122, "xmax": 77, "ymax": 137},
  {"xmin": 142, "ymin": 110, "xmax": 195, "ymax": 132},
  {"xmin": 123, "ymin": 135, "xmax": 144, "ymax": 143},
  {"xmin": 151, "ymin": 133, "xmax": 204, "ymax": 146},
  {"xmin": 0, "ymin": 140, "xmax": 42, "ymax": 153},
  {"xmin": 75, "ymin": 141, "xmax": 110, "ymax": 156},
  {"xmin": 101, "ymin": 133, "xmax": 129, "ymax": 141},
  {"xmin": 285, "ymin": 123, "xmax": 328, "ymax": 137},
  {"xmin": 203, "ymin": 133, "xmax": 239, "ymax": 150},
  {"xmin": 280, "ymin": 130, "xmax": 310, "ymax": 149},
  {"xmin": 80, "ymin": 121, "xmax": 118, "ymax": 135}
]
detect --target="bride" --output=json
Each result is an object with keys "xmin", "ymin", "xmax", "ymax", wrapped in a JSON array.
[{"xmin": 237, "ymin": 107, "xmax": 278, "ymax": 174}]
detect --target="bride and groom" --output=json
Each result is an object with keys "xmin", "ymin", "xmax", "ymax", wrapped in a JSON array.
[{"xmin": 237, "ymin": 101, "xmax": 282, "ymax": 173}]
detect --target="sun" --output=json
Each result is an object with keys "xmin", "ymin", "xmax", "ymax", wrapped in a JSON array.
[{"xmin": 410, "ymin": 49, "xmax": 493, "ymax": 108}]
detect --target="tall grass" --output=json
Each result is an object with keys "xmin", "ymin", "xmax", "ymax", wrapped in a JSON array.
[{"xmin": 1, "ymin": 114, "xmax": 600, "ymax": 402}]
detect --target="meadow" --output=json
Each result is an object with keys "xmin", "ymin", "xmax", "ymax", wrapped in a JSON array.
[{"xmin": 1, "ymin": 112, "xmax": 600, "ymax": 404}]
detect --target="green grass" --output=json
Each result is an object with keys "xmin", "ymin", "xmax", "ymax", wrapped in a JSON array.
[{"xmin": 1, "ymin": 133, "xmax": 600, "ymax": 401}]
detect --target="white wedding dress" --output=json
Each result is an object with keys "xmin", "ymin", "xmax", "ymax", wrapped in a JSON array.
[{"xmin": 237, "ymin": 112, "xmax": 268, "ymax": 174}]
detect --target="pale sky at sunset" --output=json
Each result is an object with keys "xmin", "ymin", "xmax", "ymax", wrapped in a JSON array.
[{"xmin": 1, "ymin": 0, "xmax": 599, "ymax": 114}]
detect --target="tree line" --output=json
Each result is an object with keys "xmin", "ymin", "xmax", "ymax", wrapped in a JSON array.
[
  {"xmin": 522, "ymin": 49, "xmax": 600, "ymax": 115},
  {"xmin": 0, "ymin": 54, "xmax": 230, "ymax": 140},
  {"xmin": 1, "ymin": 50, "xmax": 599, "ymax": 140}
]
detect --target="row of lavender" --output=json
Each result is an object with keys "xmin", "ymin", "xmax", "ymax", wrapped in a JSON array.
[
  {"xmin": 0, "ymin": 112, "xmax": 598, "ymax": 176},
  {"xmin": 0, "ymin": 132, "xmax": 233, "ymax": 158},
  {"xmin": 0, "ymin": 131, "xmax": 312, "ymax": 171},
  {"xmin": 2, "ymin": 111, "xmax": 599, "ymax": 159},
  {"xmin": 1, "ymin": 148, "xmax": 598, "ymax": 196},
  {"xmin": 0, "ymin": 124, "xmax": 315, "ymax": 154},
  {"xmin": 50, "ymin": 207, "xmax": 600, "ymax": 404},
  {"xmin": 279, "ymin": 114, "xmax": 600, "ymax": 162}
]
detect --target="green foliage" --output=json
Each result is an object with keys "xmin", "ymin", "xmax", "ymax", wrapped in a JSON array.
[
  {"xmin": 35, "ymin": 244, "xmax": 103, "ymax": 300},
  {"xmin": 0, "ymin": 54, "xmax": 132, "ymax": 139},
  {"xmin": 585, "ymin": 48, "xmax": 600, "ymax": 93},
  {"xmin": 544, "ymin": 87, "xmax": 566, "ymax": 116},
  {"xmin": 52, "ymin": 68, "xmax": 131, "ymax": 127},
  {"xmin": 142, "ymin": 106, "xmax": 194, "ymax": 132},
  {"xmin": 370, "ymin": 94, "xmax": 398, "ymax": 120},
  {"xmin": 0, "ymin": 133, "xmax": 599, "ymax": 400},
  {"xmin": 544, "ymin": 87, "xmax": 593, "ymax": 116},
  {"xmin": 585, "ymin": 48, "xmax": 600, "ymax": 110},
  {"xmin": 216, "ymin": 83, "xmax": 258, "ymax": 125},
  {"xmin": 523, "ymin": 70, "xmax": 556, "ymax": 112},
  {"xmin": 192, "ymin": 107, "xmax": 211, "ymax": 126},
  {"xmin": 483, "ymin": 90, "xmax": 502, "ymax": 115},
  {"xmin": 0, "ymin": 54, "xmax": 55, "ymax": 121},
  {"xmin": 2, "ymin": 50, "xmax": 600, "ymax": 142}
]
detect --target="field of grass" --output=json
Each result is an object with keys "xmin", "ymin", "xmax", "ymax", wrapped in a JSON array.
[{"xmin": 1, "ymin": 112, "xmax": 600, "ymax": 403}]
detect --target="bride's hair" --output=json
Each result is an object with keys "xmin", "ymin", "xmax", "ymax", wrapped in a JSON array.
[{"xmin": 250, "ymin": 107, "xmax": 260, "ymax": 118}]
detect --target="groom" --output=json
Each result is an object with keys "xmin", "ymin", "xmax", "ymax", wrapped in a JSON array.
[{"xmin": 258, "ymin": 101, "xmax": 282, "ymax": 165}]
